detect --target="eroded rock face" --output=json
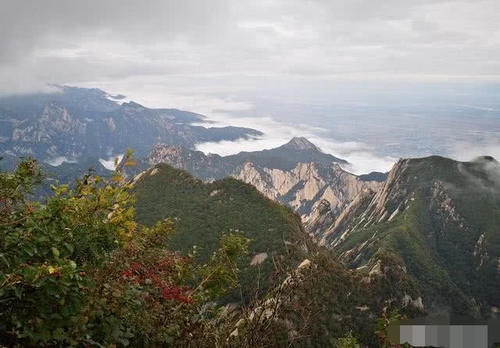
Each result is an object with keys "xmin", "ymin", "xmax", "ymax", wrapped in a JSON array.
[
  {"xmin": 149, "ymin": 145, "xmax": 190, "ymax": 169},
  {"xmin": 312, "ymin": 158, "xmax": 416, "ymax": 247},
  {"xmin": 234, "ymin": 161, "xmax": 383, "ymax": 224},
  {"xmin": 316, "ymin": 158, "xmax": 472, "ymax": 250},
  {"xmin": 10, "ymin": 103, "xmax": 87, "ymax": 159}
]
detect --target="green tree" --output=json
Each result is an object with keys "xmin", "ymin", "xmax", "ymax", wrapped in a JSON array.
[{"xmin": 0, "ymin": 155, "xmax": 249, "ymax": 346}]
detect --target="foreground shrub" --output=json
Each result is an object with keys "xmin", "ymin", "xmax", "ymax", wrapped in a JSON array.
[{"xmin": 0, "ymin": 157, "xmax": 248, "ymax": 346}]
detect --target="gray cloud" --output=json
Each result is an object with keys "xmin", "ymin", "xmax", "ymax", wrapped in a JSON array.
[{"xmin": 1, "ymin": 0, "xmax": 500, "ymax": 95}]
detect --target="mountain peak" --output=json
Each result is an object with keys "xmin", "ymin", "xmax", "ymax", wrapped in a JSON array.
[{"xmin": 282, "ymin": 137, "xmax": 319, "ymax": 151}]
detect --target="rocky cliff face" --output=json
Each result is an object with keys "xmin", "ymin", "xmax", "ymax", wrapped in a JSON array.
[
  {"xmin": 313, "ymin": 158, "xmax": 414, "ymax": 247},
  {"xmin": 234, "ymin": 161, "xmax": 382, "ymax": 224},
  {"xmin": 148, "ymin": 143, "xmax": 231, "ymax": 180},
  {"xmin": 320, "ymin": 155, "xmax": 500, "ymax": 318},
  {"xmin": 9, "ymin": 102, "xmax": 88, "ymax": 159},
  {"xmin": 146, "ymin": 139, "xmax": 384, "ymax": 227}
]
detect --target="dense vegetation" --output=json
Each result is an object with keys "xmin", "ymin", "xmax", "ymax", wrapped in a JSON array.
[
  {"xmin": 0, "ymin": 155, "xmax": 416, "ymax": 346},
  {"xmin": 133, "ymin": 163, "xmax": 310, "ymax": 301},
  {"xmin": 132, "ymin": 163, "xmax": 421, "ymax": 346},
  {"xmin": 1, "ymin": 153, "xmax": 112, "ymax": 199},
  {"xmin": 335, "ymin": 156, "xmax": 500, "ymax": 318},
  {"xmin": 0, "ymin": 156, "xmax": 250, "ymax": 345}
]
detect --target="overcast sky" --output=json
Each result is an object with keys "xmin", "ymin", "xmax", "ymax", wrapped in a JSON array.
[
  {"xmin": 1, "ymin": 0, "xmax": 500, "ymax": 97},
  {"xmin": 1, "ymin": 0, "xmax": 499, "ymax": 172}
]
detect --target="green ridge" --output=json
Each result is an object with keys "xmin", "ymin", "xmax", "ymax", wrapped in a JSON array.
[
  {"xmin": 133, "ymin": 163, "xmax": 309, "ymax": 301},
  {"xmin": 335, "ymin": 155, "xmax": 500, "ymax": 318}
]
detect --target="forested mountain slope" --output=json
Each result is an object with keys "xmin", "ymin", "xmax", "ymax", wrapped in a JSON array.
[
  {"xmin": 317, "ymin": 155, "xmax": 500, "ymax": 318},
  {"xmin": 130, "ymin": 162, "xmax": 424, "ymax": 345},
  {"xmin": 133, "ymin": 163, "xmax": 310, "ymax": 300}
]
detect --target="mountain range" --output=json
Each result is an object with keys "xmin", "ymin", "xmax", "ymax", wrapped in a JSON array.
[
  {"xmin": 128, "ymin": 161, "xmax": 425, "ymax": 346},
  {"xmin": 122, "ymin": 137, "xmax": 499, "ymax": 320},
  {"xmin": 1, "ymin": 86, "xmax": 499, "ymax": 327},
  {"xmin": 0, "ymin": 86, "xmax": 260, "ymax": 164},
  {"xmin": 143, "ymin": 138, "xmax": 385, "ymax": 225}
]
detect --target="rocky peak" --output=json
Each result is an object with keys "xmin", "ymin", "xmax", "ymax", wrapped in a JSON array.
[
  {"xmin": 148, "ymin": 143, "xmax": 187, "ymax": 166},
  {"xmin": 281, "ymin": 137, "xmax": 319, "ymax": 151}
]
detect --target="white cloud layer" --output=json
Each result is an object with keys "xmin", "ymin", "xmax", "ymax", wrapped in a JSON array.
[
  {"xmin": 449, "ymin": 139, "xmax": 500, "ymax": 163},
  {"xmin": 194, "ymin": 112, "xmax": 397, "ymax": 175}
]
